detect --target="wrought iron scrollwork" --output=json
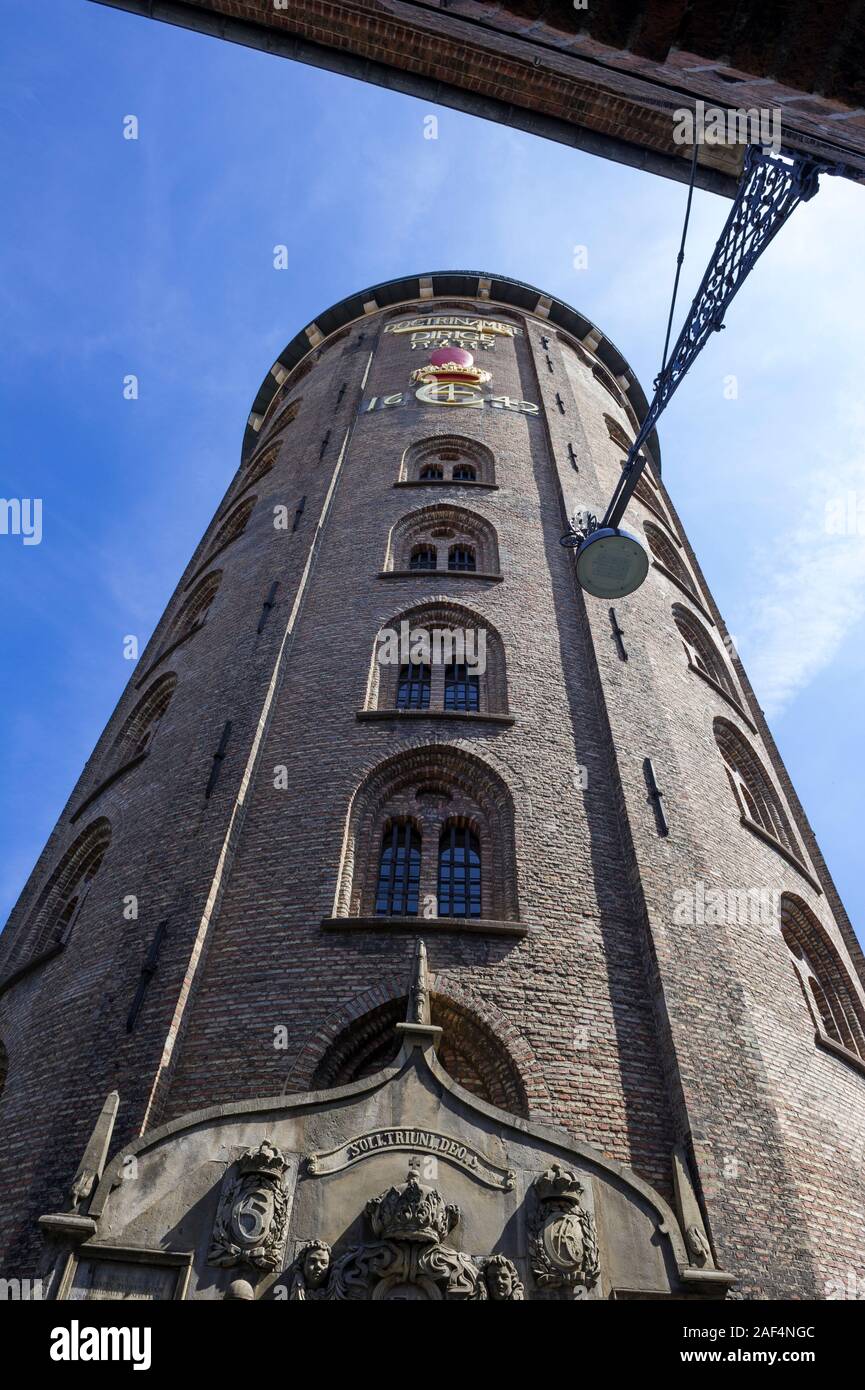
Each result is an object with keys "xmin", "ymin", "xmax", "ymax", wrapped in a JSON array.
[{"xmin": 562, "ymin": 147, "xmax": 839, "ymax": 550}]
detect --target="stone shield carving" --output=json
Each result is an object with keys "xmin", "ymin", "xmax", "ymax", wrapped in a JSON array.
[
  {"xmin": 209, "ymin": 1141, "xmax": 290, "ymax": 1271},
  {"xmin": 528, "ymin": 1164, "xmax": 600, "ymax": 1292}
]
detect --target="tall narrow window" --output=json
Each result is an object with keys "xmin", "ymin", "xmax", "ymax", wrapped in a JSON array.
[
  {"xmin": 714, "ymin": 720, "xmax": 801, "ymax": 860},
  {"xmin": 409, "ymin": 545, "xmax": 437, "ymax": 571},
  {"xmin": 24, "ymin": 819, "xmax": 112, "ymax": 961},
  {"xmin": 645, "ymin": 524, "xmax": 697, "ymax": 597},
  {"xmin": 448, "ymin": 544, "xmax": 476, "ymax": 572},
  {"xmin": 110, "ymin": 673, "xmax": 177, "ymax": 770},
  {"xmin": 780, "ymin": 896, "xmax": 865, "ymax": 1062},
  {"xmin": 166, "ymin": 571, "xmax": 221, "ymax": 651},
  {"xmin": 438, "ymin": 825, "xmax": 481, "ymax": 918},
  {"xmin": 375, "ymin": 823, "xmax": 421, "ymax": 916},
  {"xmin": 396, "ymin": 663, "xmax": 431, "ymax": 709},
  {"xmin": 673, "ymin": 607, "xmax": 739, "ymax": 705},
  {"xmin": 444, "ymin": 663, "xmax": 479, "ymax": 711}
]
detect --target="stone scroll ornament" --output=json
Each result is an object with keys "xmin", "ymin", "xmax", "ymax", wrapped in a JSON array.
[
  {"xmin": 285, "ymin": 1169, "xmax": 523, "ymax": 1301},
  {"xmin": 528, "ymin": 1164, "xmax": 600, "ymax": 1293},
  {"xmin": 209, "ymin": 1140, "xmax": 290, "ymax": 1272}
]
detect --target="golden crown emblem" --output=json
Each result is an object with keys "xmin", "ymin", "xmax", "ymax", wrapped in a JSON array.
[{"xmin": 410, "ymin": 346, "xmax": 491, "ymax": 387}]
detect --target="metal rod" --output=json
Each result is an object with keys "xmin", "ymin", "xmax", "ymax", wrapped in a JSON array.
[{"xmin": 597, "ymin": 147, "xmax": 831, "ymax": 535}]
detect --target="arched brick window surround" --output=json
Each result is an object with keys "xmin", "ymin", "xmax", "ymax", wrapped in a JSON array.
[
  {"xmin": 399, "ymin": 435, "xmax": 495, "ymax": 485},
  {"xmin": 603, "ymin": 413, "xmax": 633, "ymax": 454},
  {"xmin": 781, "ymin": 894, "xmax": 865, "ymax": 1064},
  {"xmin": 333, "ymin": 746, "xmax": 519, "ymax": 923},
  {"xmin": 644, "ymin": 522, "xmax": 700, "ymax": 601},
  {"xmin": 164, "ymin": 571, "xmax": 221, "ymax": 652},
  {"xmin": 109, "ymin": 672, "xmax": 178, "ymax": 769},
  {"xmin": 629, "ymin": 477, "xmax": 677, "ymax": 537},
  {"xmin": 193, "ymin": 496, "xmax": 256, "ymax": 579},
  {"xmin": 283, "ymin": 974, "xmax": 552, "ymax": 1118},
  {"xmin": 385, "ymin": 504, "xmax": 500, "ymax": 576},
  {"xmin": 239, "ymin": 443, "xmax": 278, "ymax": 493},
  {"xmin": 714, "ymin": 719, "xmax": 802, "ymax": 863},
  {"xmin": 256, "ymin": 391, "xmax": 304, "ymax": 444},
  {"xmin": 592, "ymin": 361, "xmax": 625, "ymax": 406},
  {"xmin": 239, "ymin": 399, "xmax": 301, "ymax": 485},
  {"xmin": 15, "ymin": 817, "xmax": 112, "ymax": 963},
  {"xmin": 366, "ymin": 599, "xmax": 509, "ymax": 715},
  {"xmin": 672, "ymin": 607, "xmax": 741, "ymax": 707}
]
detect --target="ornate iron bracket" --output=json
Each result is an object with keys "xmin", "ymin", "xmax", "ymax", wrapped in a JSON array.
[{"xmin": 562, "ymin": 146, "xmax": 840, "ymax": 549}]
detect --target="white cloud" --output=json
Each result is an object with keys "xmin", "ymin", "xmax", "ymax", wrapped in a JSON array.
[{"xmin": 742, "ymin": 428, "xmax": 865, "ymax": 715}]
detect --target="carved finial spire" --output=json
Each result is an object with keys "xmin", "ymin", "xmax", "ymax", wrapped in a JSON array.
[
  {"xmin": 38, "ymin": 1090, "xmax": 120, "ymax": 1248},
  {"xmin": 69, "ymin": 1090, "xmax": 120, "ymax": 1210},
  {"xmin": 407, "ymin": 939, "xmax": 431, "ymax": 1026},
  {"xmin": 394, "ymin": 940, "xmax": 442, "ymax": 1055}
]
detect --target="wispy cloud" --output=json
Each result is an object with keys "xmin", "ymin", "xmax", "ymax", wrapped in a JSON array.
[{"xmin": 742, "ymin": 401, "xmax": 865, "ymax": 715}]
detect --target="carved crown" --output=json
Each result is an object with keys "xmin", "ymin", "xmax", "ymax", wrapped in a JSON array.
[
  {"xmin": 365, "ymin": 1170, "xmax": 460, "ymax": 1244},
  {"xmin": 533, "ymin": 1163, "xmax": 585, "ymax": 1207},
  {"xmin": 410, "ymin": 361, "xmax": 491, "ymax": 386},
  {"xmin": 237, "ymin": 1140, "xmax": 289, "ymax": 1183}
]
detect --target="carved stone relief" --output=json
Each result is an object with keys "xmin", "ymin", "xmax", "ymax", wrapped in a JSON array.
[
  {"xmin": 208, "ymin": 1140, "xmax": 290, "ymax": 1271},
  {"xmin": 284, "ymin": 1168, "xmax": 524, "ymax": 1301},
  {"xmin": 528, "ymin": 1163, "xmax": 600, "ymax": 1294}
]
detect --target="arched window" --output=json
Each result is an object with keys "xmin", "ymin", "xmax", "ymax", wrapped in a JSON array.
[
  {"xmin": 396, "ymin": 662, "xmax": 431, "ymax": 709},
  {"xmin": 438, "ymin": 824, "xmax": 481, "ymax": 918},
  {"xmin": 110, "ymin": 673, "xmax": 177, "ymax": 768},
  {"xmin": 409, "ymin": 545, "xmax": 437, "ymax": 571},
  {"xmin": 265, "ymin": 394, "xmax": 302, "ymax": 438},
  {"xmin": 444, "ymin": 663, "xmax": 479, "ymax": 711},
  {"xmin": 164, "ymin": 572, "xmax": 221, "ymax": 653},
  {"xmin": 644, "ymin": 523, "xmax": 698, "ymax": 598},
  {"xmin": 333, "ymin": 746, "xmax": 518, "ymax": 923},
  {"xmin": 448, "ymin": 544, "xmax": 476, "ymax": 572},
  {"xmin": 369, "ymin": 601, "xmax": 508, "ymax": 717},
  {"xmin": 781, "ymin": 896, "xmax": 865, "ymax": 1062},
  {"xmin": 631, "ymin": 475, "xmax": 675, "ymax": 530},
  {"xmin": 604, "ymin": 413, "xmax": 633, "ymax": 453},
  {"xmin": 240, "ymin": 442, "xmax": 279, "ymax": 491},
  {"xmin": 199, "ymin": 496, "xmax": 255, "ymax": 569},
  {"xmin": 240, "ymin": 396, "xmax": 301, "ymax": 484},
  {"xmin": 593, "ymin": 361, "xmax": 625, "ymax": 405},
  {"xmin": 19, "ymin": 818, "xmax": 112, "ymax": 962},
  {"xmin": 672, "ymin": 607, "xmax": 739, "ymax": 705},
  {"xmin": 375, "ymin": 822, "xmax": 421, "ymax": 916},
  {"xmin": 316, "ymin": 326, "xmax": 350, "ymax": 354},
  {"xmin": 400, "ymin": 436, "xmax": 495, "ymax": 485},
  {"xmin": 386, "ymin": 504, "xmax": 500, "ymax": 576},
  {"xmin": 308, "ymin": 993, "xmax": 529, "ymax": 1116},
  {"xmin": 714, "ymin": 719, "xmax": 801, "ymax": 860}
]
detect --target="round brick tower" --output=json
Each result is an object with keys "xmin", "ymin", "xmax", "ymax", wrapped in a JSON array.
[{"xmin": 1, "ymin": 272, "xmax": 863, "ymax": 1300}]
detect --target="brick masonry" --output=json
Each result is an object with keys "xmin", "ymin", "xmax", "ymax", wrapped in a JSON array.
[
  {"xmin": 0, "ymin": 276, "xmax": 863, "ymax": 1298},
  {"xmin": 94, "ymin": 2, "xmax": 865, "ymax": 189}
]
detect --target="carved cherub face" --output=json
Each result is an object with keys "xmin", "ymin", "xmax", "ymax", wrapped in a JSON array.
[
  {"xmin": 303, "ymin": 1246, "xmax": 330, "ymax": 1288},
  {"xmin": 485, "ymin": 1258, "xmax": 515, "ymax": 1300}
]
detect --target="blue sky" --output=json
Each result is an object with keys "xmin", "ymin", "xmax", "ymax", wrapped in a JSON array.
[{"xmin": 1, "ymin": 0, "xmax": 863, "ymax": 940}]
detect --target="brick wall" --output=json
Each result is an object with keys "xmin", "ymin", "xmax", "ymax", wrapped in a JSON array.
[{"xmin": 1, "ymin": 283, "xmax": 862, "ymax": 1297}]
